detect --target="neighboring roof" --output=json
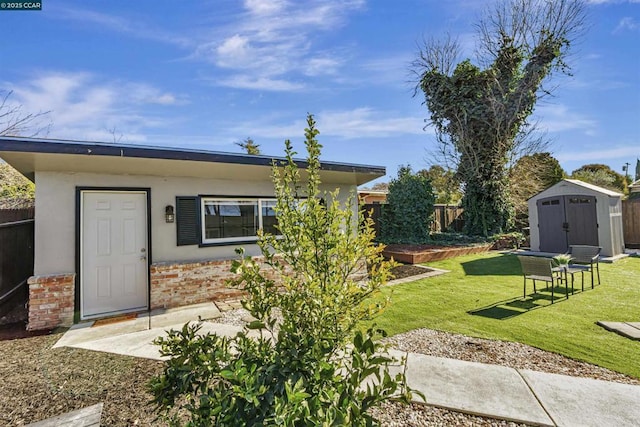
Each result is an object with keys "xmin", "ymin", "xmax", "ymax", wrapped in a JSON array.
[
  {"xmin": 357, "ymin": 189, "xmax": 388, "ymax": 195},
  {"xmin": 528, "ymin": 178, "xmax": 623, "ymax": 201},
  {"xmin": 0, "ymin": 136, "xmax": 385, "ymax": 185},
  {"xmin": 630, "ymin": 179, "xmax": 640, "ymax": 191}
]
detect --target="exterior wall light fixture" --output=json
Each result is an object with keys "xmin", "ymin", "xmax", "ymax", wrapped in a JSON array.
[{"xmin": 165, "ymin": 205, "xmax": 175, "ymax": 223}]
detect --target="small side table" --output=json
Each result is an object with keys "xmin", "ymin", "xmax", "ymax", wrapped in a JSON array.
[{"xmin": 562, "ymin": 266, "xmax": 584, "ymax": 294}]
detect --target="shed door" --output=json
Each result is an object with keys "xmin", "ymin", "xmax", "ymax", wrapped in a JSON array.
[
  {"xmin": 81, "ymin": 191, "xmax": 148, "ymax": 319},
  {"xmin": 565, "ymin": 196, "xmax": 598, "ymax": 246},
  {"xmin": 537, "ymin": 197, "xmax": 567, "ymax": 253}
]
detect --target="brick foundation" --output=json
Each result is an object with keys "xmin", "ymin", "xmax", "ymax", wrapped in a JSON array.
[
  {"xmin": 150, "ymin": 259, "xmax": 248, "ymax": 310},
  {"xmin": 24, "ymin": 257, "xmax": 368, "ymax": 330},
  {"xmin": 27, "ymin": 273, "xmax": 75, "ymax": 331}
]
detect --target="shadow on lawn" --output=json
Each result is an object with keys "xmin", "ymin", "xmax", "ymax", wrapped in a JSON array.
[
  {"xmin": 461, "ymin": 253, "xmax": 521, "ymax": 276},
  {"xmin": 469, "ymin": 288, "xmax": 569, "ymax": 320}
]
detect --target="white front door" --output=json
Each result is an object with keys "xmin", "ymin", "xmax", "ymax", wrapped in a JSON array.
[{"xmin": 81, "ymin": 191, "xmax": 148, "ymax": 319}]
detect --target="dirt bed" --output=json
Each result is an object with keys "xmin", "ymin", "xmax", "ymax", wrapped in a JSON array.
[{"xmin": 2, "ymin": 311, "xmax": 637, "ymax": 426}]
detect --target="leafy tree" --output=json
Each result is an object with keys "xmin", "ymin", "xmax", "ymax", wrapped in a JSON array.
[
  {"xmin": 509, "ymin": 152, "xmax": 565, "ymax": 229},
  {"xmin": 370, "ymin": 181, "xmax": 389, "ymax": 191},
  {"xmin": 414, "ymin": 0, "xmax": 586, "ymax": 236},
  {"xmin": 235, "ymin": 137, "xmax": 261, "ymax": 155},
  {"xmin": 0, "ymin": 89, "xmax": 50, "ymax": 208},
  {"xmin": 380, "ymin": 165, "xmax": 435, "ymax": 244},
  {"xmin": 149, "ymin": 115, "xmax": 413, "ymax": 426},
  {"xmin": 418, "ymin": 165, "xmax": 461, "ymax": 205},
  {"xmin": 571, "ymin": 164, "xmax": 627, "ymax": 194},
  {"xmin": 0, "ymin": 162, "xmax": 34, "ymax": 208}
]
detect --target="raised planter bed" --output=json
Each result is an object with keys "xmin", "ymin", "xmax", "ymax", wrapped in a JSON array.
[{"xmin": 382, "ymin": 243, "xmax": 492, "ymax": 264}]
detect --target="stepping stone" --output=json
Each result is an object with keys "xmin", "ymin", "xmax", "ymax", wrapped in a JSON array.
[
  {"xmin": 404, "ymin": 353, "xmax": 553, "ymax": 426},
  {"xmin": 597, "ymin": 321, "xmax": 640, "ymax": 340},
  {"xmin": 27, "ymin": 403, "xmax": 103, "ymax": 426},
  {"xmin": 520, "ymin": 370, "xmax": 640, "ymax": 427}
]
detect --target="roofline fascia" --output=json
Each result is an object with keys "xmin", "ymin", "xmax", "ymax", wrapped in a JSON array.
[{"xmin": 0, "ymin": 136, "xmax": 385, "ymax": 176}]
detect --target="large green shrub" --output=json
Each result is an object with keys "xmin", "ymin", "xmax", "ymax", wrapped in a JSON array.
[
  {"xmin": 380, "ymin": 165, "xmax": 435, "ymax": 244},
  {"xmin": 149, "ymin": 115, "xmax": 414, "ymax": 426}
]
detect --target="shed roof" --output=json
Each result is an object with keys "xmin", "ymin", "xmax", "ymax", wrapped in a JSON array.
[
  {"xmin": 529, "ymin": 179, "xmax": 623, "ymax": 201},
  {"xmin": 563, "ymin": 179, "xmax": 623, "ymax": 196},
  {"xmin": 0, "ymin": 136, "xmax": 385, "ymax": 186}
]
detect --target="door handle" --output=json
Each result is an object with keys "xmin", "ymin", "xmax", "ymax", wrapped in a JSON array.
[{"xmin": 140, "ymin": 255, "xmax": 147, "ymax": 261}]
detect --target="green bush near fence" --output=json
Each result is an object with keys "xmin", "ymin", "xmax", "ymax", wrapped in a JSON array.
[{"xmin": 379, "ymin": 165, "xmax": 435, "ymax": 244}]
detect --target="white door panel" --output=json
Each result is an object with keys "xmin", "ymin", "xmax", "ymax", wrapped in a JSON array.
[{"xmin": 82, "ymin": 191, "xmax": 148, "ymax": 318}]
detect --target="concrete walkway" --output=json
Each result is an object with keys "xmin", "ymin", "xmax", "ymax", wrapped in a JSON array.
[{"xmin": 52, "ymin": 303, "xmax": 640, "ymax": 427}]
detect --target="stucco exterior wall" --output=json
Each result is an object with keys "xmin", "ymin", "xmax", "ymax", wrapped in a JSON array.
[{"xmin": 34, "ymin": 170, "xmax": 356, "ymax": 275}]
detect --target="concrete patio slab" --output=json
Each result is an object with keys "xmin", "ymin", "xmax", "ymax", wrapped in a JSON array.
[
  {"xmin": 597, "ymin": 321, "xmax": 640, "ymax": 340},
  {"xmin": 404, "ymin": 353, "xmax": 554, "ymax": 426},
  {"xmin": 521, "ymin": 369, "xmax": 640, "ymax": 427},
  {"xmin": 63, "ymin": 321, "xmax": 245, "ymax": 360},
  {"xmin": 27, "ymin": 403, "xmax": 103, "ymax": 427},
  {"xmin": 54, "ymin": 302, "xmax": 222, "ymax": 348}
]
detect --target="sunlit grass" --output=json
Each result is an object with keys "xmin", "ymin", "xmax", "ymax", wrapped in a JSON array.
[{"xmin": 371, "ymin": 252, "xmax": 640, "ymax": 379}]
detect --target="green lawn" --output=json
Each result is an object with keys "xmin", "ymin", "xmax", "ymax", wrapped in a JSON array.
[{"xmin": 372, "ymin": 252, "xmax": 640, "ymax": 379}]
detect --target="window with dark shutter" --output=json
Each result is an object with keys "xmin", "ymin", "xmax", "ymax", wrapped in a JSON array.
[{"xmin": 176, "ymin": 196, "xmax": 200, "ymax": 245}]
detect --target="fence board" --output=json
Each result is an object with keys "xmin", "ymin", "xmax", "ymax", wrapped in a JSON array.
[
  {"xmin": 431, "ymin": 205, "xmax": 465, "ymax": 233},
  {"xmin": 0, "ymin": 219, "xmax": 34, "ymax": 316},
  {"xmin": 0, "ymin": 207, "xmax": 34, "ymax": 224},
  {"xmin": 362, "ymin": 203, "xmax": 464, "ymax": 236},
  {"xmin": 622, "ymin": 199, "xmax": 640, "ymax": 248}
]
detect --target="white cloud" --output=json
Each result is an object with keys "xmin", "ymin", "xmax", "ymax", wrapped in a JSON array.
[
  {"xmin": 52, "ymin": 2, "xmax": 366, "ymax": 92},
  {"xmin": 534, "ymin": 104, "xmax": 598, "ymax": 135},
  {"xmin": 216, "ymin": 75, "xmax": 304, "ymax": 91},
  {"xmin": 53, "ymin": 7, "xmax": 191, "ymax": 48},
  {"xmin": 244, "ymin": 0, "xmax": 288, "ymax": 16},
  {"xmin": 125, "ymin": 84, "xmax": 187, "ymax": 106},
  {"xmin": 6, "ymin": 72, "xmax": 186, "ymax": 142},
  {"xmin": 556, "ymin": 146, "xmax": 640, "ymax": 163},
  {"xmin": 614, "ymin": 17, "xmax": 640, "ymax": 33},
  {"xmin": 197, "ymin": 0, "xmax": 365, "ymax": 90},
  {"xmin": 216, "ymin": 34, "xmax": 251, "ymax": 64},
  {"xmin": 360, "ymin": 54, "xmax": 415, "ymax": 87},
  {"xmin": 304, "ymin": 57, "xmax": 342, "ymax": 76},
  {"xmin": 317, "ymin": 108, "xmax": 426, "ymax": 139},
  {"xmin": 226, "ymin": 108, "xmax": 428, "ymax": 141}
]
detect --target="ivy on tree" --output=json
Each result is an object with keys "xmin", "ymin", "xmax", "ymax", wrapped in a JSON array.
[{"xmin": 414, "ymin": 0, "xmax": 586, "ymax": 236}]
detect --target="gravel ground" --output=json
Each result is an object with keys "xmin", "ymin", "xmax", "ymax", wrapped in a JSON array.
[
  {"xmin": 384, "ymin": 328, "xmax": 640, "ymax": 386},
  {"xmin": 2, "ymin": 316, "xmax": 637, "ymax": 426},
  {"xmin": 0, "ymin": 332, "xmax": 164, "ymax": 426},
  {"xmin": 1, "ymin": 259, "xmax": 636, "ymax": 427}
]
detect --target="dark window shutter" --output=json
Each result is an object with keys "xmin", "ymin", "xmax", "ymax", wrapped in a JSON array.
[{"xmin": 176, "ymin": 196, "xmax": 200, "ymax": 246}]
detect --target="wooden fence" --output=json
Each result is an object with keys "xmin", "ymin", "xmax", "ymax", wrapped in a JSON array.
[
  {"xmin": 0, "ymin": 208, "xmax": 35, "ymax": 317},
  {"xmin": 622, "ymin": 199, "xmax": 640, "ymax": 248},
  {"xmin": 0, "ymin": 207, "xmax": 34, "ymax": 223},
  {"xmin": 362, "ymin": 203, "xmax": 464, "ymax": 236},
  {"xmin": 431, "ymin": 204, "xmax": 465, "ymax": 233}
]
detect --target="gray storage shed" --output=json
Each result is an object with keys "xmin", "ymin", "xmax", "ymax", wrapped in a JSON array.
[{"xmin": 528, "ymin": 179, "xmax": 624, "ymax": 257}]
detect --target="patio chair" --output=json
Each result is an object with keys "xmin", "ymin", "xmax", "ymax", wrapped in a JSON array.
[
  {"xmin": 567, "ymin": 245, "xmax": 601, "ymax": 290},
  {"xmin": 517, "ymin": 255, "xmax": 567, "ymax": 303}
]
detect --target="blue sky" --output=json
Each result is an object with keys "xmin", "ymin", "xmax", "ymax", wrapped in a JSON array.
[{"xmin": 1, "ymin": 0, "xmax": 639, "ymax": 184}]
